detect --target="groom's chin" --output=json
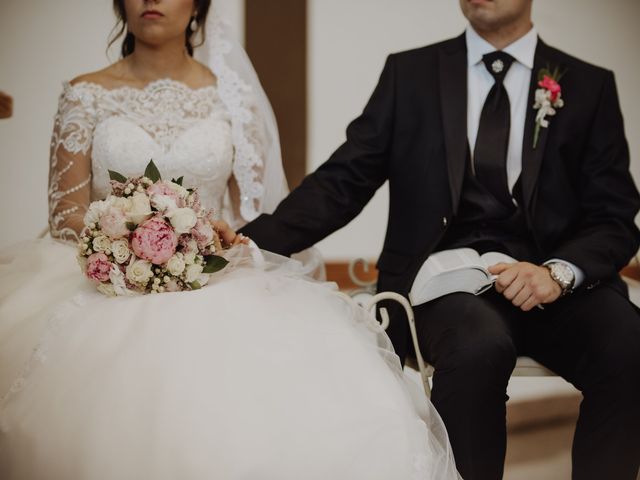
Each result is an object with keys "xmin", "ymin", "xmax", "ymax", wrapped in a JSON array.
[{"xmin": 460, "ymin": 0, "xmax": 498, "ymax": 23}]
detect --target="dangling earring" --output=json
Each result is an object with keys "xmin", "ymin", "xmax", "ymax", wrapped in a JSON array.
[{"xmin": 190, "ymin": 15, "xmax": 198, "ymax": 31}]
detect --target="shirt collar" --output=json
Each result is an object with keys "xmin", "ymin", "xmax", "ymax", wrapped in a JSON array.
[{"xmin": 466, "ymin": 25, "xmax": 537, "ymax": 70}]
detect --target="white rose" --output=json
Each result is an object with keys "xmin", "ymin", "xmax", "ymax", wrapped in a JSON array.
[
  {"xmin": 168, "ymin": 182, "xmax": 189, "ymax": 200},
  {"xmin": 110, "ymin": 196, "xmax": 133, "ymax": 211},
  {"xmin": 151, "ymin": 194, "xmax": 178, "ymax": 214},
  {"xmin": 166, "ymin": 254, "xmax": 186, "ymax": 276},
  {"xmin": 111, "ymin": 239, "xmax": 131, "ymax": 264},
  {"xmin": 127, "ymin": 192, "xmax": 152, "ymax": 225},
  {"xmin": 197, "ymin": 274, "xmax": 210, "ymax": 287},
  {"xmin": 183, "ymin": 239, "xmax": 198, "ymax": 265},
  {"xmin": 126, "ymin": 259, "xmax": 154, "ymax": 285},
  {"xmin": 184, "ymin": 251, "xmax": 197, "ymax": 265},
  {"xmin": 184, "ymin": 263, "xmax": 204, "ymax": 283},
  {"xmin": 97, "ymin": 283, "xmax": 116, "ymax": 297},
  {"xmin": 84, "ymin": 200, "xmax": 109, "ymax": 226},
  {"xmin": 92, "ymin": 235, "xmax": 112, "ymax": 253},
  {"xmin": 169, "ymin": 208, "xmax": 198, "ymax": 234}
]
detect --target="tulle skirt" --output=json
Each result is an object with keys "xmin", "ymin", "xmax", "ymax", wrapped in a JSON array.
[{"xmin": 0, "ymin": 239, "xmax": 460, "ymax": 479}]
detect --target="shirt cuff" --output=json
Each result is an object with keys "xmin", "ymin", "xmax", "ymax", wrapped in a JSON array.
[{"xmin": 544, "ymin": 259, "xmax": 585, "ymax": 289}]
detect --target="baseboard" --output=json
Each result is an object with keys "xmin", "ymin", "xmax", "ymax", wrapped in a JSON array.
[{"xmin": 507, "ymin": 393, "xmax": 581, "ymax": 433}]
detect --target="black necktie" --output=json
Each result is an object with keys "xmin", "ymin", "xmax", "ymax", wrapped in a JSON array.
[{"xmin": 474, "ymin": 51, "xmax": 515, "ymax": 208}]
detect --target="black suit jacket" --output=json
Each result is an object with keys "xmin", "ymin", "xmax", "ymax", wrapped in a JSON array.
[{"xmin": 241, "ymin": 34, "xmax": 640, "ymax": 361}]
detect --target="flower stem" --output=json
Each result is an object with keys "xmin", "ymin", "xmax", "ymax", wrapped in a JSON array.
[{"xmin": 533, "ymin": 124, "xmax": 541, "ymax": 149}]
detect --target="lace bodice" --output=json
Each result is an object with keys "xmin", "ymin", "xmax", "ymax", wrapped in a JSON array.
[{"xmin": 48, "ymin": 79, "xmax": 259, "ymax": 243}]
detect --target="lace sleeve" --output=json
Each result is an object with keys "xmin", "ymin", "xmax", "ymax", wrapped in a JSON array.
[{"xmin": 48, "ymin": 83, "xmax": 96, "ymax": 243}]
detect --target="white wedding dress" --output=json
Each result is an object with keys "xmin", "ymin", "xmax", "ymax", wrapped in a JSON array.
[{"xmin": 0, "ymin": 80, "xmax": 460, "ymax": 479}]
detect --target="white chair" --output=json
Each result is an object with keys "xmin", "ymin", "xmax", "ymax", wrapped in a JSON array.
[{"xmin": 348, "ymin": 258, "xmax": 557, "ymax": 398}]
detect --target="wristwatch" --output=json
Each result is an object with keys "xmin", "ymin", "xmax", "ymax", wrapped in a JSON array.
[{"xmin": 545, "ymin": 262, "xmax": 575, "ymax": 296}]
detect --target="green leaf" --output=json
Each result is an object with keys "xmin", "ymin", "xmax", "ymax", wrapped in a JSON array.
[
  {"xmin": 190, "ymin": 281, "xmax": 202, "ymax": 290},
  {"xmin": 172, "ymin": 176, "xmax": 184, "ymax": 186},
  {"xmin": 108, "ymin": 169, "xmax": 128, "ymax": 183},
  {"xmin": 144, "ymin": 160, "xmax": 162, "ymax": 183},
  {"xmin": 538, "ymin": 64, "xmax": 567, "ymax": 82},
  {"xmin": 126, "ymin": 222, "xmax": 137, "ymax": 232},
  {"xmin": 203, "ymin": 255, "xmax": 229, "ymax": 274},
  {"xmin": 537, "ymin": 68, "xmax": 551, "ymax": 81}
]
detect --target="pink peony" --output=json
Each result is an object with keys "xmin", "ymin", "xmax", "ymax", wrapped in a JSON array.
[
  {"xmin": 131, "ymin": 216, "xmax": 178, "ymax": 264},
  {"xmin": 86, "ymin": 253, "xmax": 112, "ymax": 282},
  {"xmin": 99, "ymin": 207, "xmax": 130, "ymax": 239},
  {"xmin": 538, "ymin": 75, "xmax": 561, "ymax": 102}
]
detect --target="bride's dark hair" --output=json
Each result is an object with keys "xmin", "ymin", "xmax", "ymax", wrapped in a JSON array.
[{"xmin": 108, "ymin": 0, "xmax": 212, "ymax": 57}]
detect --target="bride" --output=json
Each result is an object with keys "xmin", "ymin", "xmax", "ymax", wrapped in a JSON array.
[{"xmin": 0, "ymin": 1, "xmax": 461, "ymax": 478}]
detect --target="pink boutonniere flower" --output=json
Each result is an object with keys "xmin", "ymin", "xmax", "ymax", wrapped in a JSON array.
[{"xmin": 533, "ymin": 66, "xmax": 565, "ymax": 148}]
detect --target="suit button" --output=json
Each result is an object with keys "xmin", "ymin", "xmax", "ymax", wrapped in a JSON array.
[{"xmin": 442, "ymin": 217, "xmax": 448, "ymax": 227}]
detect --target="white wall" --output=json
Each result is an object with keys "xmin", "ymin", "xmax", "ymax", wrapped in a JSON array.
[
  {"xmin": 309, "ymin": 0, "xmax": 640, "ymax": 260},
  {"xmin": 1, "ymin": 0, "xmax": 639, "ymax": 255}
]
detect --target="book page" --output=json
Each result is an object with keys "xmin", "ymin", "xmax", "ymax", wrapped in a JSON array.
[
  {"xmin": 424, "ymin": 248, "xmax": 485, "ymax": 274},
  {"xmin": 410, "ymin": 248, "xmax": 492, "ymax": 306},
  {"xmin": 480, "ymin": 251, "xmax": 518, "ymax": 280}
]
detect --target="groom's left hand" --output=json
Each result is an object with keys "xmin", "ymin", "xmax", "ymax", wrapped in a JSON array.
[{"xmin": 489, "ymin": 262, "xmax": 562, "ymax": 311}]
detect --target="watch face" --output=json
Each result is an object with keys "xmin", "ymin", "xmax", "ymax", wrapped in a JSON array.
[{"xmin": 551, "ymin": 263, "xmax": 574, "ymax": 289}]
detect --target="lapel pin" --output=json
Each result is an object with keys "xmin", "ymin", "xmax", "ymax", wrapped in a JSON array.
[{"xmin": 491, "ymin": 59, "xmax": 504, "ymax": 74}]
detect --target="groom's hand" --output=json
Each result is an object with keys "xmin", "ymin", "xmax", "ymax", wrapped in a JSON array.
[{"xmin": 489, "ymin": 262, "xmax": 562, "ymax": 311}]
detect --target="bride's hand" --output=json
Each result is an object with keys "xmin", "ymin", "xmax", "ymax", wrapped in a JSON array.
[{"xmin": 211, "ymin": 219, "xmax": 250, "ymax": 248}]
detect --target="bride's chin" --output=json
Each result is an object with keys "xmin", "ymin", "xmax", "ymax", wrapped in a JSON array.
[{"xmin": 131, "ymin": 30, "xmax": 182, "ymax": 49}]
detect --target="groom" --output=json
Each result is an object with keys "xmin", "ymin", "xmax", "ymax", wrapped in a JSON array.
[{"xmin": 241, "ymin": 1, "xmax": 640, "ymax": 478}]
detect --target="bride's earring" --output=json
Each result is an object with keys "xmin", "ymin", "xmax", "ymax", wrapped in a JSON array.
[{"xmin": 190, "ymin": 16, "xmax": 198, "ymax": 31}]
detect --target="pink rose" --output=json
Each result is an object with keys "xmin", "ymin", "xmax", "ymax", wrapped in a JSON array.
[
  {"xmin": 538, "ymin": 75, "xmax": 561, "ymax": 102},
  {"xmin": 131, "ymin": 216, "xmax": 178, "ymax": 264},
  {"xmin": 191, "ymin": 219, "xmax": 215, "ymax": 249},
  {"xmin": 99, "ymin": 207, "xmax": 130, "ymax": 239},
  {"xmin": 164, "ymin": 278, "xmax": 182, "ymax": 292},
  {"xmin": 147, "ymin": 181, "xmax": 180, "ymax": 202},
  {"xmin": 86, "ymin": 253, "xmax": 112, "ymax": 282}
]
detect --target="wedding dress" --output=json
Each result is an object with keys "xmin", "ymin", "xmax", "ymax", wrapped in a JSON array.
[{"xmin": 0, "ymin": 79, "xmax": 461, "ymax": 479}]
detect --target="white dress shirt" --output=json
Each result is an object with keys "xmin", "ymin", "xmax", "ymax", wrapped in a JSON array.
[
  {"xmin": 464, "ymin": 25, "xmax": 584, "ymax": 287},
  {"xmin": 466, "ymin": 25, "xmax": 536, "ymax": 193}
]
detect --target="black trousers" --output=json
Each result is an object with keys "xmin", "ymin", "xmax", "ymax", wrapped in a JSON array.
[{"xmin": 414, "ymin": 285, "xmax": 640, "ymax": 480}]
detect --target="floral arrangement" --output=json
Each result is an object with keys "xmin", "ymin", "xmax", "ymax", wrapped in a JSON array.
[
  {"xmin": 78, "ymin": 161, "xmax": 228, "ymax": 296},
  {"xmin": 533, "ymin": 66, "xmax": 565, "ymax": 148}
]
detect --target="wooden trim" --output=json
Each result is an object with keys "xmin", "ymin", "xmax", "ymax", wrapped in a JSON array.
[
  {"xmin": 325, "ymin": 261, "xmax": 377, "ymax": 290},
  {"xmin": 245, "ymin": 0, "xmax": 307, "ymax": 189},
  {"xmin": 621, "ymin": 262, "xmax": 640, "ymax": 281}
]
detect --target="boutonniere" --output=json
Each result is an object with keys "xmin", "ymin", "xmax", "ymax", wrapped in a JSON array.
[{"xmin": 533, "ymin": 66, "xmax": 565, "ymax": 148}]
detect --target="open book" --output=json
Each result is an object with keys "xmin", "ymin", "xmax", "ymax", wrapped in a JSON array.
[{"xmin": 409, "ymin": 248, "xmax": 517, "ymax": 306}]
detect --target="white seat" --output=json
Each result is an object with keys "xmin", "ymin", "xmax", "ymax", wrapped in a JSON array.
[{"xmin": 348, "ymin": 259, "xmax": 558, "ymax": 398}]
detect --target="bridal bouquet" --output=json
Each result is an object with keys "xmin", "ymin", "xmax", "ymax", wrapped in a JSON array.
[{"xmin": 78, "ymin": 161, "xmax": 229, "ymax": 296}]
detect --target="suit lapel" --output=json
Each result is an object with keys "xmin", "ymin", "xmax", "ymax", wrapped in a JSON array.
[
  {"xmin": 438, "ymin": 34, "xmax": 468, "ymax": 214},
  {"xmin": 521, "ymin": 39, "xmax": 555, "ymax": 216}
]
